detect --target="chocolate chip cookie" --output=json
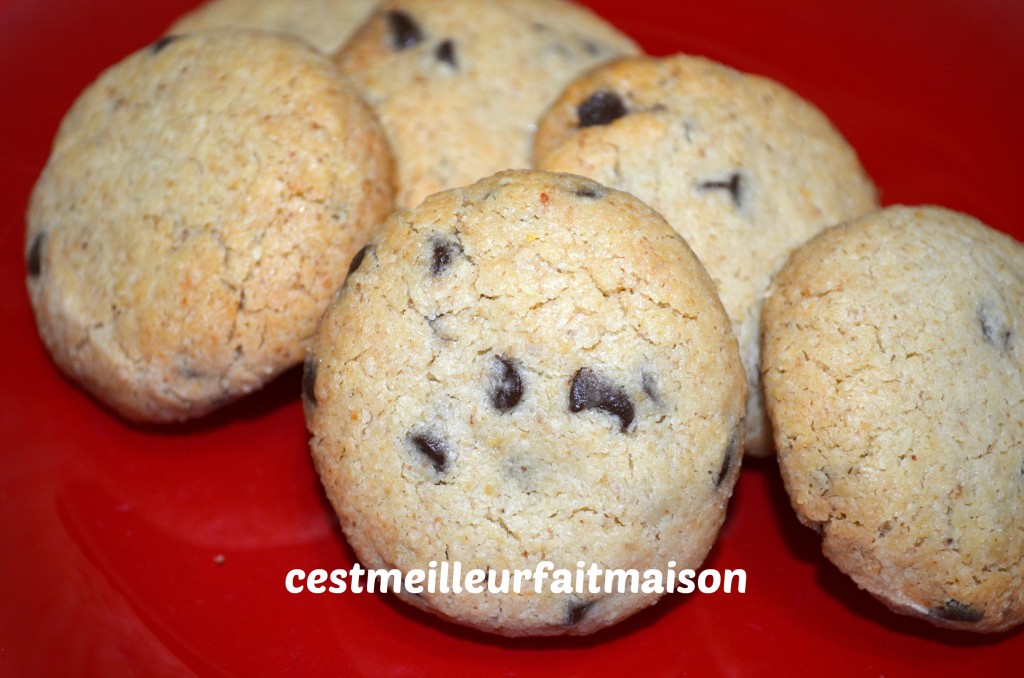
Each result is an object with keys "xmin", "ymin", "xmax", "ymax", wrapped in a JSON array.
[
  {"xmin": 334, "ymin": 0, "xmax": 640, "ymax": 208},
  {"xmin": 26, "ymin": 30, "xmax": 395, "ymax": 422},
  {"xmin": 304, "ymin": 169, "xmax": 746, "ymax": 635},
  {"xmin": 535, "ymin": 54, "xmax": 879, "ymax": 455},
  {"xmin": 762, "ymin": 206, "xmax": 1024, "ymax": 632}
]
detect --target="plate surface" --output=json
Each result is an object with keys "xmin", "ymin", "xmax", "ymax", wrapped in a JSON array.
[{"xmin": 1, "ymin": 1, "xmax": 1022, "ymax": 675}]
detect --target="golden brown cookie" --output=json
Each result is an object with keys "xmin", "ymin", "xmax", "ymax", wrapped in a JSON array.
[
  {"xmin": 304, "ymin": 170, "xmax": 746, "ymax": 636},
  {"xmin": 25, "ymin": 30, "xmax": 395, "ymax": 422},
  {"xmin": 535, "ymin": 54, "xmax": 879, "ymax": 455},
  {"xmin": 762, "ymin": 206, "xmax": 1024, "ymax": 632},
  {"xmin": 334, "ymin": 0, "xmax": 640, "ymax": 208}
]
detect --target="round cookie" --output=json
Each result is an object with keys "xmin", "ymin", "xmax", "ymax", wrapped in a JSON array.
[
  {"xmin": 762, "ymin": 206, "xmax": 1024, "ymax": 632},
  {"xmin": 534, "ymin": 54, "xmax": 879, "ymax": 455},
  {"xmin": 168, "ymin": 0, "xmax": 378, "ymax": 54},
  {"xmin": 25, "ymin": 30, "xmax": 395, "ymax": 423},
  {"xmin": 333, "ymin": 0, "xmax": 640, "ymax": 208},
  {"xmin": 304, "ymin": 170, "xmax": 746, "ymax": 636}
]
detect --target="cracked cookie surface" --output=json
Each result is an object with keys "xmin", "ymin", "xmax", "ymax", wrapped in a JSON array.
[
  {"xmin": 168, "ymin": 0, "xmax": 378, "ymax": 53},
  {"xmin": 534, "ymin": 54, "xmax": 879, "ymax": 455},
  {"xmin": 25, "ymin": 30, "xmax": 395, "ymax": 422},
  {"xmin": 761, "ymin": 205, "xmax": 1024, "ymax": 632},
  {"xmin": 333, "ymin": 0, "xmax": 639, "ymax": 208},
  {"xmin": 304, "ymin": 169, "xmax": 746, "ymax": 636}
]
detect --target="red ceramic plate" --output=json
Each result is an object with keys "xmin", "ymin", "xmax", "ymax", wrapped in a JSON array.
[{"xmin": 1, "ymin": 1, "xmax": 1022, "ymax": 675}]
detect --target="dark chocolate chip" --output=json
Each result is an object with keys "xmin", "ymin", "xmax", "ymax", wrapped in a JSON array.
[
  {"xmin": 386, "ymin": 10, "xmax": 423, "ymax": 50},
  {"xmin": 151, "ymin": 35, "xmax": 180, "ymax": 54},
  {"xmin": 931, "ymin": 599, "xmax": 983, "ymax": 623},
  {"xmin": 302, "ymin": 355, "xmax": 318, "ymax": 406},
  {"xmin": 343, "ymin": 244, "xmax": 374, "ymax": 288},
  {"xmin": 27, "ymin": 232, "xmax": 45, "ymax": 278},
  {"xmin": 574, "ymin": 185, "xmax": 603, "ymax": 199},
  {"xmin": 577, "ymin": 91, "xmax": 627, "ymax": 128},
  {"xmin": 697, "ymin": 172, "xmax": 744, "ymax": 208},
  {"xmin": 429, "ymin": 236, "xmax": 460, "ymax": 276},
  {"xmin": 431, "ymin": 243, "xmax": 451, "ymax": 275},
  {"xmin": 715, "ymin": 431, "xmax": 739, "ymax": 488},
  {"xmin": 349, "ymin": 244, "xmax": 373, "ymax": 277},
  {"xmin": 490, "ymin": 355, "xmax": 524, "ymax": 412},
  {"xmin": 565, "ymin": 599, "xmax": 593, "ymax": 626},
  {"xmin": 434, "ymin": 39, "xmax": 457, "ymax": 67},
  {"xmin": 978, "ymin": 302, "xmax": 1012, "ymax": 351},
  {"xmin": 569, "ymin": 367, "xmax": 635, "ymax": 432},
  {"xmin": 581, "ymin": 40, "xmax": 601, "ymax": 57},
  {"xmin": 410, "ymin": 432, "xmax": 451, "ymax": 474}
]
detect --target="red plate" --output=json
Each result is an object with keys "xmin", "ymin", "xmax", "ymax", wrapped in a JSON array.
[{"xmin": 1, "ymin": 1, "xmax": 1022, "ymax": 675}]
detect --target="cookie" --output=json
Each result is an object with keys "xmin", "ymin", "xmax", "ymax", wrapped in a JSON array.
[
  {"xmin": 761, "ymin": 206, "xmax": 1024, "ymax": 632},
  {"xmin": 304, "ymin": 169, "xmax": 746, "ymax": 636},
  {"xmin": 333, "ymin": 0, "xmax": 639, "ymax": 208},
  {"xmin": 534, "ymin": 54, "xmax": 879, "ymax": 455},
  {"xmin": 168, "ymin": 0, "xmax": 378, "ymax": 53},
  {"xmin": 25, "ymin": 30, "xmax": 395, "ymax": 423}
]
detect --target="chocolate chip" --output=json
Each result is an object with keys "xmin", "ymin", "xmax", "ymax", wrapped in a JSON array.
[
  {"xmin": 431, "ymin": 243, "xmax": 451, "ymax": 275},
  {"xmin": 569, "ymin": 368, "xmax": 634, "ymax": 432},
  {"xmin": 978, "ymin": 302, "xmax": 1012, "ymax": 351},
  {"xmin": 151, "ymin": 35, "xmax": 180, "ymax": 54},
  {"xmin": 574, "ymin": 185, "xmax": 603, "ymax": 199},
  {"xmin": 715, "ymin": 431, "xmax": 739, "ymax": 488},
  {"xmin": 27, "ymin": 232, "xmax": 45, "ymax": 278},
  {"xmin": 577, "ymin": 91, "xmax": 627, "ymax": 128},
  {"xmin": 697, "ymin": 172, "xmax": 744, "ymax": 208},
  {"xmin": 490, "ymin": 355, "xmax": 523, "ymax": 412},
  {"xmin": 564, "ymin": 599, "xmax": 593, "ymax": 626},
  {"xmin": 343, "ymin": 244, "xmax": 374, "ymax": 289},
  {"xmin": 434, "ymin": 39, "xmax": 457, "ymax": 67},
  {"xmin": 410, "ymin": 432, "xmax": 451, "ymax": 474},
  {"xmin": 429, "ymin": 236, "xmax": 460, "ymax": 277},
  {"xmin": 386, "ymin": 10, "xmax": 423, "ymax": 50},
  {"xmin": 931, "ymin": 599, "xmax": 983, "ymax": 623},
  {"xmin": 348, "ymin": 244, "xmax": 373, "ymax": 278},
  {"xmin": 302, "ymin": 355, "xmax": 318, "ymax": 406}
]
